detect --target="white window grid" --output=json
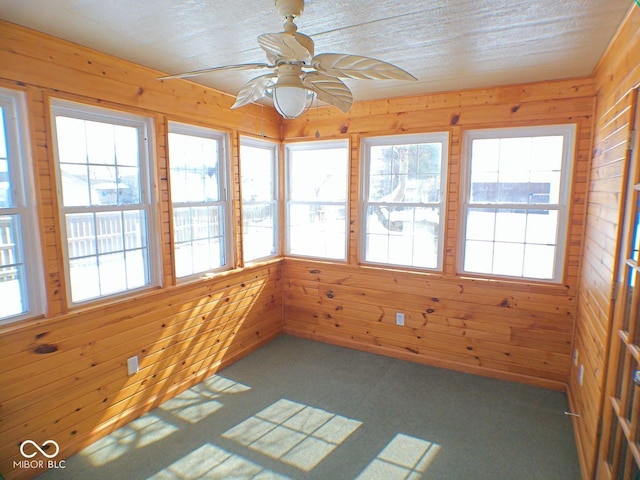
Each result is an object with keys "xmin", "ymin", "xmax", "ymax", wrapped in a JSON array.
[
  {"xmin": 459, "ymin": 124, "xmax": 576, "ymax": 282},
  {"xmin": 168, "ymin": 121, "xmax": 232, "ymax": 280},
  {"xmin": 51, "ymin": 99, "xmax": 159, "ymax": 305},
  {"xmin": 361, "ymin": 132, "xmax": 449, "ymax": 271},
  {"xmin": 240, "ymin": 136, "xmax": 279, "ymax": 263},
  {"xmin": 285, "ymin": 140, "xmax": 349, "ymax": 261}
]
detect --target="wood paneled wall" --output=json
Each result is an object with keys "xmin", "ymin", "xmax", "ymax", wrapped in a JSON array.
[
  {"xmin": 0, "ymin": 21, "xmax": 283, "ymax": 480},
  {"xmin": 281, "ymin": 77, "xmax": 596, "ymax": 390},
  {"xmin": 284, "ymin": 259, "xmax": 577, "ymax": 387},
  {"xmin": 0, "ymin": 9, "xmax": 635, "ymax": 479},
  {"xmin": 568, "ymin": 6, "xmax": 640, "ymax": 479}
]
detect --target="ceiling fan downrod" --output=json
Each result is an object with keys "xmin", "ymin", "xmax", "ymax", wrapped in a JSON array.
[{"xmin": 276, "ymin": 0, "xmax": 304, "ymax": 34}]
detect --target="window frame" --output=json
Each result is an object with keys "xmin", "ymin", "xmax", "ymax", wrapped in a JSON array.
[
  {"xmin": 0, "ymin": 88, "xmax": 45, "ymax": 324},
  {"xmin": 459, "ymin": 124, "xmax": 576, "ymax": 283},
  {"xmin": 360, "ymin": 132, "xmax": 449, "ymax": 271},
  {"xmin": 239, "ymin": 135, "xmax": 279, "ymax": 264},
  {"xmin": 50, "ymin": 99, "xmax": 161, "ymax": 306},
  {"xmin": 167, "ymin": 121, "xmax": 233, "ymax": 281},
  {"xmin": 284, "ymin": 139, "xmax": 350, "ymax": 261}
]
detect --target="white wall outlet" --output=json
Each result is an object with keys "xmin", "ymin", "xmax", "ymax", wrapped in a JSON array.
[
  {"xmin": 395, "ymin": 312, "xmax": 405, "ymax": 326},
  {"xmin": 578, "ymin": 364, "xmax": 584, "ymax": 386},
  {"xmin": 127, "ymin": 355, "xmax": 139, "ymax": 375}
]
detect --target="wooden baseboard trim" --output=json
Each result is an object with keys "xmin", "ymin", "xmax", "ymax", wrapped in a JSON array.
[
  {"xmin": 566, "ymin": 385, "xmax": 592, "ymax": 480},
  {"xmin": 284, "ymin": 327, "xmax": 568, "ymax": 391}
]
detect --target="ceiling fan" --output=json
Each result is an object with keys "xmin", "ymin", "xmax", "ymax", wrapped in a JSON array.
[{"xmin": 159, "ymin": 0, "xmax": 417, "ymax": 119}]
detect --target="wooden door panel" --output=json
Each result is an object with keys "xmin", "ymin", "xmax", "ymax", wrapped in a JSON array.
[{"xmin": 597, "ymin": 91, "xmax": 640, "ymax": 480}]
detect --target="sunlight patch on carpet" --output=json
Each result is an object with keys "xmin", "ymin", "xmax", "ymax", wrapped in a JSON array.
[
  {"xmin": 356, "ymin": 433, "xmax": 441, "ymax": 479},
  {"xmin": 223, "ymin": 398, "xmax": 362, "ymax": 471},
  {"xmin": 147, "ymin": 443, "xmax": 291, "ymax": 480},
  {"xmin": 80, "ymin": 414, "xmax": 178, "ymax": 466}
]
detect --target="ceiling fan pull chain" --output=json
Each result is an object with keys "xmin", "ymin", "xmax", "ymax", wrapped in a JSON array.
[{"xmin": 314, "ymin": 95, "xmax": 320, "ymax": 138}]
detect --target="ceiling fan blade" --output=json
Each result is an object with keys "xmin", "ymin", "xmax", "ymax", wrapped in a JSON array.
[
  {"xmin": 311, "ymin": 54, "xmax": 417, "ymax": 81},
  {"xmin": 159, "ymin": 63, "xmax": 271, "ymax": 80},
  {"xmin": 258, "ymin": 33, "xmax": 312, "ymax": 63},
  {"xmin": 303, "ymin": 72, "xmax": 353, "ymax": 113},
  {"xmin": 231, "ymin": 74, "xmax": 276, "ymax": 109}
]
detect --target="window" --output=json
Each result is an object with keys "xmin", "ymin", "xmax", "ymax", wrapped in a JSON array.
[
  {"xmin": 51, "ymin": 100, "xmax": 158, "ymax": 304},
  {"xmin": 460, "ymin": 125, "xmax": 575, "ymax": 281},
  {"xmin": 168, "ymin": 122, "xmax": 231, "ymax": 279},
  {"xmin": 361, "ymin": 133, "xmax": 448, "ymax": 270},
  {"xmin": 0, "ymin": 88, "xmax": 43, "ymax": 323},
  {"xmin": 285, "ymin": 140, "xmax": 348, "ymax": 260},
  {"xmin": 240, "ymin": 137, "xmax": 278, "ymax": 263}
]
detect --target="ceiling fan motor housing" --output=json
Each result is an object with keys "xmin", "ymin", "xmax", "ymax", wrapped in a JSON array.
[{"xmin": 276, "ymin": 64, "xmax": 305, "ymax": 87}]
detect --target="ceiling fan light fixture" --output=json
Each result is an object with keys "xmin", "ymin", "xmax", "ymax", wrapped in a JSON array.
[
  {"xmin": 271, "ymin": 67, "xmax": 313, "ymax": 119},
  {"xmin": 159, "ymin": 0, "xmax": 417, "ymax": 118},
  {"xmin": 273, "ymin": 85, "xmax": 313, "ymax": 119}
]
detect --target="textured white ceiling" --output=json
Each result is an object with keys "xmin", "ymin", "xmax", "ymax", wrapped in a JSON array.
[{"xmin": 0, "ymin": 0, "xmax": 632, "ymax": 103}]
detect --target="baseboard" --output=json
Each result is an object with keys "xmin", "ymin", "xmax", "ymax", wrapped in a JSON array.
[
  {"xmin": 566, "ymin": 385, "xmax": 592, "ymax": 480},
  {"xmin": 283, "ymin": 327, "xmax": 568, "ymax": 391}
]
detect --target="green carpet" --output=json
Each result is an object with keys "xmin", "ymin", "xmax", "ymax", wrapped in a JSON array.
[{"xmin": 37, "ymin": 335, "xmax": 580, "ymax": 479}]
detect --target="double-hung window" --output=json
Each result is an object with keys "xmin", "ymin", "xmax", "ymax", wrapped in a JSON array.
[
  {"xmin": 0, "ymin": 88, "xmax": 43, "ymax": 323},
  {"xmin": 51, "ymin": 100, "xmax": 158, "ymax": 304},
  {"xmin": 240, "ymin": 137, "xmax": 278, "ymax": 263},
  {"xmin": 362, "ymin": 133, "xmax": 448, "ymax": 270},
  {"xmin": 460, "ymin": 125, "xmax": 575, "ymax": 281},
  {"xmin": 168, "ymin": 122, "xmax": 231, "ymax": 279},
  {"xmin": 285, "ymin": 140, "xmax": 349, "ymax": 260}
]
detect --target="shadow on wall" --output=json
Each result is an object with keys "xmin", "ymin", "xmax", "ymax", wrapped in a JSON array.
[{"xmin": 2, "ymin": 265, "xmax": 281, "ymax": 480}]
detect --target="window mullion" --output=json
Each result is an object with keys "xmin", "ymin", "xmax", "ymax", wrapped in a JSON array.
[
  {"xmin": 0, "ymin": 206, "xmax": 23, "ymax": 215},
  {"xmin": 468, "ymin": 202, "xmax": 561, "ymax": 210}
]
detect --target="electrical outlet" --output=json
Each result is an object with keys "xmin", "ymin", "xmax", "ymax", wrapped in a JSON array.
[
  {"xmin": 395, "ymin": 312, "xmax": 405, "ymax": 326},
  {"xmin": 127, "ymin": 355, "xmax": 139, "ymax": 375}
]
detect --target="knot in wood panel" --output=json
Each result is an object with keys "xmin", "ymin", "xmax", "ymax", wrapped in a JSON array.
[
  {"xmin": 499, "ymin": 298, "xmax": 511, "ymax": 308},
  {"xmin": 33, "ymin": 344, "xmax": 58, "ymax": 354}
]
